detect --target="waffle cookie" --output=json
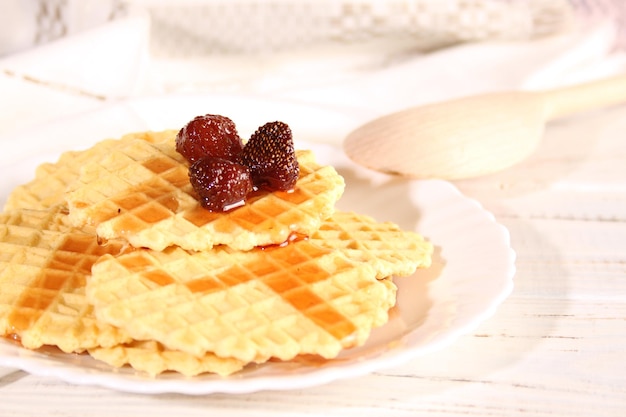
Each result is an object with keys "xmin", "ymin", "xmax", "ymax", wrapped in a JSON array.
[
  {"xmin": 89, "ymin": 211, "xmax": 432, "ymax": 375},
  {"xmin": 1, "ymin": 121, "xmax": 433, "ymax": 378},
  {"xmin": 312, "ymin": 211, "xmax": 432, "ymax": 279},
  {"xmin": 0, "ymin": 213, "xmax": 132, "ymax": 352},
  {"xmin": 87, "ymin": 238, "xmax": 397, "ymax": 363},
  {"xmin": 89, "ymin": 340, "xmax": 246, "ymax": 377},
  {"xmin": 4, "ymin": 131, "xmax": 176, "ymax": 212},
  {"xmin": 66, "ymin": 138, "xmax": 345, "ymax": 251},
  {"xmin": 0, "ymin": 205, "xmax": 70, "ymax": 231}
]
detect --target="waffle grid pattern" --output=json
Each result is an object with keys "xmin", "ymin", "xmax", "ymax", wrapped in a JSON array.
[
  {"xmin": 312, "ymin": 211, "xmax": 433, "ymax": 279},
  {"xmin": 88, "ymin": 238, "xmax": 393, "ymax": 363},
  {"xmin": 89, "ymin": 340, "xmax": 246, "ymax": 377},
  {"xmin": 0, "ymin": 224, "xmax": 130, "ymax": 352},
  {"xmin": 4, "ymin": 131, "xmax": 176, "ymax": 212},
  {"xmin": 0, "ymin": 207, "xmax": 69, "ymax": 231},
  {"xmin": 67, "ymin": 140, "xmax": 345, "ymax": 251}
]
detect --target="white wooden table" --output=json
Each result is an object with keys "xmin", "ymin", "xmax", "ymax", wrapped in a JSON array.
[{"xmin": 1, "ymin": 38, "xmax": 625, "ymax": 417}]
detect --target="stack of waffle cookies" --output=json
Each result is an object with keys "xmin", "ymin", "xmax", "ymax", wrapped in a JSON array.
[{"xmin": 0, "ymin": 129, "xmax": 432, "ymax": 377}]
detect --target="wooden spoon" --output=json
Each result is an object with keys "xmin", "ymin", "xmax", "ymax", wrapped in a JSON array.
[{"xmin": 343, "ymin": 74, "xmax": 626, "ymax": 180}]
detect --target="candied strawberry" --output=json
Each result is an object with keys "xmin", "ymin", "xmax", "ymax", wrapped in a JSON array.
[
  {"xmin": 188, "ymin": 157, "xmax": 253, "ymax": 212},
  {"xmin": 239, "ymin": 121, "xmax": 299, "ymax": 191},
  {"xmin": 176, "ymin": 114, "xmax": 244, "ymax": 163}
]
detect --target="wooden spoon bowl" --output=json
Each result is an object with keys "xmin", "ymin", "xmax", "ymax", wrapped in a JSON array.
[{"xmin": 344, "ymin": 74, "xmax": 626, "ymax": 180}]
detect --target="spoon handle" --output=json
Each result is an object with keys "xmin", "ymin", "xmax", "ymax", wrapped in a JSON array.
[{"xmin": 541, "ymin": 73, "xmax": 626, "ymax": 120}]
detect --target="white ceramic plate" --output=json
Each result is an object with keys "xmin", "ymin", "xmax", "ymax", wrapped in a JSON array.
[{"xmin": 0, "ymin": 94, "xmax": 515, "ymax": 394}]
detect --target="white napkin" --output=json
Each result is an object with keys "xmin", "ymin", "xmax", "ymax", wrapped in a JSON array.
[
  {"xmin": 144, "ymin": 22, "xmax": 626, "ymax": 124},
  {"xmin": 0, "ymin": 14, "xmax": 150, "ymax": 98},
  {"xmin": 0, "ymin": 9, "xmax": 150, "ymax": 135},
  {"xmin": 270, "ymin": 23, "xmax": 626, "ymax": 116},
  {"xmin": 1, "ymin": 9, "xmax": 624, "ymax": 135}
]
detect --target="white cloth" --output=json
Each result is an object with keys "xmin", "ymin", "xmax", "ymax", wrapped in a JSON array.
[{"xmin": 0, "ymin": 5, "xmax": 624, "ymax": 136}]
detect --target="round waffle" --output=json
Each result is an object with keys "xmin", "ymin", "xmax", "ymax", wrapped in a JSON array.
[
  {"xmin": 87, "ymin": 239, "xmax": 396, "ymax": 363},
  {"xmin": 65, "ymin": 136, "xmax": 345, "ymax": 251},
  {"xmin": 4, "ymin": 131, "xmax": 176, "ymax": 212}
]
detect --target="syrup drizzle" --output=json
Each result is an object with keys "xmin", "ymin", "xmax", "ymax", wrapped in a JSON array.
[
  {"xmin": 86, "ymin": 155, "xmax": 317, "ymax": 242},
  {"xmin": 150, "ymin": 237, "xmax": 358, "ymax": 342},
  {"xmin": 6, "ymin": 233, "xmax": 129, "ymax": 339},
  {"xmin": 115, "ymin": 233, "xmax": 357, "ymax": 342}
]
